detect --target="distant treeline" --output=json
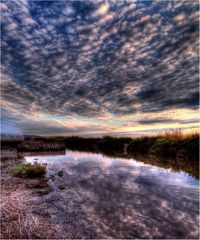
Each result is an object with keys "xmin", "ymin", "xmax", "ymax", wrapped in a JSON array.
[
  {"xmin": 2, "ymin": 133, "xmax": 199, "ymax": 178},
  {"xmin": 65, "ymin": 136, "xmax": 131, "ymax": 155},
  {"xmin": 65, "ymin": 134, "xmax": 199, "ymax": 161},
  {"xmin": 20, "ymin": 133, "xmax": 199, "ymax": 161}
]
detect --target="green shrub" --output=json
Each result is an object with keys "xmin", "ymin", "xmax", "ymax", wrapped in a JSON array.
[
  {"xmin": 149, "ymin": 137, "xmax": 178, "ymax": 157},
  {"xmin": 12, "ymin": 163, "xmax": 46, "ymax": 178}
]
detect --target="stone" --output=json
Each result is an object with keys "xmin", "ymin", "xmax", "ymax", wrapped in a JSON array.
[
  {"xmin": 57, "ymin": 171, "xmax": 64, "ymax": 177},
  {"xmin": 58, "ymin": 184, "xmax": 65, "ymax": 190},
  {"xmin": 35, "ymin": 188, "xmax": 53, "ymax": 196},
  {"xmin": 50, "ymin": 174, "xmax": 56, "ymax": 181}
]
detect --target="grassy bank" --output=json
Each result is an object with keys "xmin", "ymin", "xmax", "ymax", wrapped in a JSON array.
[
  {"xmin": 0, "ymin": 158, "xmax": 63, "ymax": 239},
  {"xmin": 12, "ymin": 163, "xmax": 46, "ymax": 178},
  {"xmin": 127, "ymin": 134, "xmax": 199, "ymax": 160}
]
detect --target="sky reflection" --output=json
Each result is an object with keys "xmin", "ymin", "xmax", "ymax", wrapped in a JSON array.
[{"xmin": 25, "ymin": 150, "xmax": 199, "ymax": 239}]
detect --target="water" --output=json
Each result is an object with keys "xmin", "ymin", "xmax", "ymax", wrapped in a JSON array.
[{"xmin": 25, "ymin": 150, "xmax": 199, "ymax": 239}]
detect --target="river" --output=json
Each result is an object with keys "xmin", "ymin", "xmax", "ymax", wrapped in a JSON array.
[{"xmin": 25, "ymin": 149, "xmax": 199, "ymax": 239}]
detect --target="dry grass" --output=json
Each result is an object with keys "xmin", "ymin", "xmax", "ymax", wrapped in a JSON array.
[
  {"xmin": 0, "ymin": 159, "xmax": 66, "ymax": 239},
  {"xmin": 0, "ymin": 190, "xmax": 64, "ymax": 239},
  {"xmin": 153, "ymin": 129, "xmax": 199, "ymax": 139}
]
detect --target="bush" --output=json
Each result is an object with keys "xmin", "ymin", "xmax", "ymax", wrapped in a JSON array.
[
  {"xmin": 149, "ymin": 137, "xmax": 178, "ymax": 157},
  {"xmin": 127, "ymin": 137, "xmax": 157, "ymax": 154},
  {"xmin": 12, "ymin": 163, "xmax": 46, "ymax": 178},
  {"xmin": 98, "ymin": 136, "xmax": 132, "ymax": 154},
  {"xmin": 179, "ymin": 135, "xmax": 199, "ymax": 161}
]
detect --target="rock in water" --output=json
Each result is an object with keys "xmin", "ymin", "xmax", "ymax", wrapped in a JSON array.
[
  {"xmin": 58, "ymin": 184, "xmax": 65, "ymax": 190},
  {"xmin": 58, "ymin": 171, "xmax": 64, "ymax": 177},
  {"xmin": 50, "ymin": 174, "xmax": 56, "ymax": 181}
]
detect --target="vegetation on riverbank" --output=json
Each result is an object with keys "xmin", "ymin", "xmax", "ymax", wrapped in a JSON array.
[
  {"xmin": 64, "ymin": 132, "xmax": 199, "ymax": 161},
  {"xmin": 12, "ymin": 163, "xmax": 46, "ymax": 178},
  {"xmin": 127, "ymin": 134, "xmax": 199, "ymax": 159},
  {"xmin": 64, "ymin": 132, "xmax": 199, "ymax": 179},
  {"xmin": 65, "ymin": 136, "xmax": 132, "ymax": 154},
  {"xmin": 1, "ymin": 130, "xmax": 199, "ymax": 178},
  {"xmin": 7, "ymin": 130, "xmax": 198, "ymax": 162}
]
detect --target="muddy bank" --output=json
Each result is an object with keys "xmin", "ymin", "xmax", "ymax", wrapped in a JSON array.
[
  {"xmin": 1, "ymin": 158, "xmax": 99, "ymax": 239},
  {"xmin": 1, "ymin": 159, "xmax": 68, "ymax": 239}
]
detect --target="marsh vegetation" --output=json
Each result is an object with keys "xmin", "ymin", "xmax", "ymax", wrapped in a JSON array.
[
  {"xmin": 12, "ymin": 163, "xmax": 46, "ymax": 178},
  {"xmin": 2, "ymin": 130, "xmax": 199, "ymax": 178}
]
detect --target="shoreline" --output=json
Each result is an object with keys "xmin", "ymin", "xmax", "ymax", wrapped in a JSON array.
[
  {"xmin": 0, "ymin": 158, "xmax": 65, "ymax": 239},
  {"xmin": 0, "ymin": 158, "xmax": 98, "ymax": 239}
]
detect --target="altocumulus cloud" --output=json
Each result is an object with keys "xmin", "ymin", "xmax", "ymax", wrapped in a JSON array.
[{"xmin": 1, "ymin": 0, "xmax": 199, "ymax": 135}]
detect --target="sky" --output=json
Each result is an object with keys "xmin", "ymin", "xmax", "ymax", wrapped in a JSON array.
[{"xmin": 1, "ymin": 0, "xmax": 199, "ymax": 137}]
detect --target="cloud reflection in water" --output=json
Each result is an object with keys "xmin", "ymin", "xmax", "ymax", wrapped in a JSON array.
[{"xmin": 26, "ymin": 150, "xmax": 199, "ymax": 239}]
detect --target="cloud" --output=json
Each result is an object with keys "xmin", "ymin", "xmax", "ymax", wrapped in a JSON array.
[
  {"xmin": 93, "ymin": 1, "xmax": 109, "ymax": 16},
  {"xmin": 138, "ymin": 118, "xmax": 178, "ymax": 125},
  {"xmin": 1, "ymin": 0, "xmax": 199, "ymax": 135},
  {"xmin": 179, "ymin": 119, "xmax": 199, "ymax": 125},
  {"xmin": 1, "ymin": 107, "xmax": 113, "ymax": 136}
]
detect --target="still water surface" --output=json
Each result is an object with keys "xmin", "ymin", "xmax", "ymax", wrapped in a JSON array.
[{"xmin": 25, "ymin": 150, "xmax": 199, "ymax": 239}]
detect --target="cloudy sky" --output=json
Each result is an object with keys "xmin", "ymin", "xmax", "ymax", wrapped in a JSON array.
[{"xmin": 1, "ymin": 0, "xmax": 199, "ymax": 136}]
